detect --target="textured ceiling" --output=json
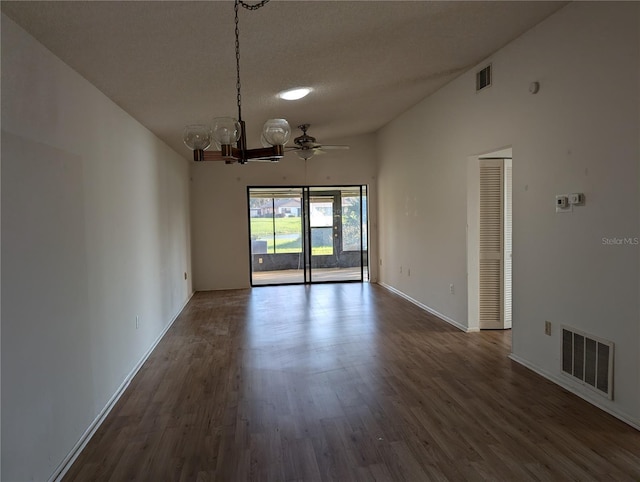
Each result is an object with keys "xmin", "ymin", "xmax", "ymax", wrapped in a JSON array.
[{"xmin": 2, "ymin": 1, "xmax": 566, "ymax": 160}]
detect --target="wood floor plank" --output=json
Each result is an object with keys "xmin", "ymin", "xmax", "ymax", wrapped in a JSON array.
[{"xmin": 63, "ymin": 284, "xmax": 640, "ymax": 481}]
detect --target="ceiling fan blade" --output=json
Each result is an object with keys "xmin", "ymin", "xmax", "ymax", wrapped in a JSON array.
[{"xmin": 317, "ymin": 145, "xmax": 350, "ymax": 150}]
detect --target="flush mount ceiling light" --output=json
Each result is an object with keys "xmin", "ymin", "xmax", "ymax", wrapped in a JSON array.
[
  {"xmin": 183, "ymin": 0, "xmax": 290, "ymax": 164},
  {"xmin": 278, "ymin": 87, "xmax": 311, "ymax": 101}
]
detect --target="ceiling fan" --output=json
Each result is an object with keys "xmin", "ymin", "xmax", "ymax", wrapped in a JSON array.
[{"xmin": 287, "ymin": 124, "xmax": 350, "ymax": 160}]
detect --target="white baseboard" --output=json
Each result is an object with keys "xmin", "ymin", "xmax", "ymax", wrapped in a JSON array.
[
  {"xmin": 377, "ymin": 282, "xmax": 473, "ymax": 332},
  {"xmin": 49, "ymin": 291, "xmax": 195, "ymax": 482},
  {"xmin": 509, "ymin": 353, "xmax": 640, "ymax": 432},
  {"xmin": 377, "ymin": 281, "xmax": 639, "ymax": 431}
]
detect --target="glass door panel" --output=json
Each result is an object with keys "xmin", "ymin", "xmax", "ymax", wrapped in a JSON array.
[
  {"xmin": 309, "ymin": 193, "xmax": 338, "ymax": 282},
  {"xmin": 341, "ymin": 186, "xmax": 368, "ymax": 281},
  {"xmin": 308, "ymin": 187, "xmax": 366, "ymax": 283},
  {"xmin": 249, "ymin": 188, "xmax": 304, "ymax": 285}
]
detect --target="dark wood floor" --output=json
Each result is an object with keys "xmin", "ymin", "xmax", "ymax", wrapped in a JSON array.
[{"xmin": 64, "ymin": 283, "xmax": 640, "ymax": 481}]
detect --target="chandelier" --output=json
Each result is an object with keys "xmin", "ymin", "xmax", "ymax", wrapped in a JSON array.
[{"xmin": 183, "ymin": 0, "xmax": 290, "ymax": 164}]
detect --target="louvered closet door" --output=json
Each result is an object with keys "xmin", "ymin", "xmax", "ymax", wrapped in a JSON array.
[{"xmin": 479, "ymin": 160, "xmax": 504, "ymax": 329}]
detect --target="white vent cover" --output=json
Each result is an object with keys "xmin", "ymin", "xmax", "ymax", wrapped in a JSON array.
[
  {"xmin": 476, "ymin": 64, "xmax": 492, "ymax": 91},
  {"xmin": 562, "ymin": 326, "xmax": 614, "ymax": 400}
]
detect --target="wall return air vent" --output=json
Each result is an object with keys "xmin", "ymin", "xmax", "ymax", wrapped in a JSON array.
[
  {"xmin": 476, "ymin": 64, "xmax": 492, "ymax": 91},
  {"xmin": 562, "ymin": 326, "xmax": 614, "ymax": 400}
]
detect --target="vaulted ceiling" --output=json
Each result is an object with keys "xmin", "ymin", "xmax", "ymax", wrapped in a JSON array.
[{"xmin": 2, "ymin": 1, "xmax": 566, "ymax": 159}]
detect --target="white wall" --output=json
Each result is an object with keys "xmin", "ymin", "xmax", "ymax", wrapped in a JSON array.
[
  {"xmin": 377, "ymin": 2, "xmax": 639, "ymax": 425},
  {"xmin": 1, "ymin": 15, "xmax": 193, "ymax": 481},
  {"xmin": 191, "ymin": 134, "xmax": 378, "ymax": 290}
]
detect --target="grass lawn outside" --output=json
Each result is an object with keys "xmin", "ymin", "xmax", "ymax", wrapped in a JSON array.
[
  {"xmin": 250, "ymin": 217, "xmax": 303, "ymax": 236},
  {"xmin": 251, "ymin": 217, "xmax": 333, "ymax": 255}
]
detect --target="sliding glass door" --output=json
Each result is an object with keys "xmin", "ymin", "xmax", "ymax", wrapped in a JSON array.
[{"xmin": 249, "ymin": 186, "xmax": 368, "ymax": 285}]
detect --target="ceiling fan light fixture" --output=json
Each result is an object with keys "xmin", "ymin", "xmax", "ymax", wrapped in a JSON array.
[
  {"xmin": 278, "ymin": 87, "xmax": 311, "ymax": 101},
  {"xmin": 296, "ymin": 149, "xmax": 315, "ymax": 161},
  {"xmin": 289, "ymin": 124, "xmax": 350, "ymax": 161}
]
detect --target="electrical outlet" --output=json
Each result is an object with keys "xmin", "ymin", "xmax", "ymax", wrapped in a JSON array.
[
  {"xmin": 544, "ymin": 320, "xmax": 551, "ymax": 336},
  {"xmin": 407, "ymin": 268, "xmax": 411, "ymax": 277},
  {"xmin": 136, "ymin": 315, "xmax": 140, "ymax": 330},
  {"xmin": 379, "ymin": 258, "xmax": 382, "ymax": 266},
  {"xmin": 449, "ymin": 284, "xmax": 455, "ymax": 294},
  {"xmin": 184, "ymin": 272, "xmax": 187, "ymax": 280}
]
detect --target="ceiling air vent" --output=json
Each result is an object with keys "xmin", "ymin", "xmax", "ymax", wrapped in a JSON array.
[
  {"xmin": 562, "ymin": 326, "xmax": 614, "ymax": 400},
  {"xmin": 476, "ymin": 64, "xmax": 492, "ymax": 91}
]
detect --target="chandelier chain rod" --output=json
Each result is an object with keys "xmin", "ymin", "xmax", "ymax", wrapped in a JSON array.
[
  {"xmin": 235, "ymin": 0, "xmax": 270, "ymax": 123},
  {"xmin": 239, "ymin": 0, "xmax": 270, "ymax": 11}
]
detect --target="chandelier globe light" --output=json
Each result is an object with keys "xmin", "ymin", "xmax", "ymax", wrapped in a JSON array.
[{"xmin": 183, "ymin": 0, "xmax": 290, "ymax": 164}]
